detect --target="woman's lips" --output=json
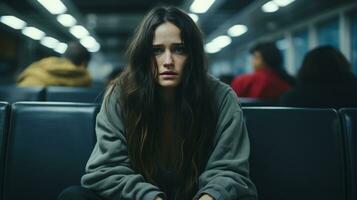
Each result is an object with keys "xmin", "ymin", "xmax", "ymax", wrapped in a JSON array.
[{"xmin": 160, "ymin": 71, "xmax": 178, "ymax": 76}]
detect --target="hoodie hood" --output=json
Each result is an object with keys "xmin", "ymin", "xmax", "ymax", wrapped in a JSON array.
[{"xmin": 17, "ymin": 57, "xmax": 92, "ymax": 87}]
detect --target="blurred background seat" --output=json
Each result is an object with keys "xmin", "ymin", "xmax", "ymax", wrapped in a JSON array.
[
  {"xmin": 239, "ymin": 97, "xmax": 278, "ymax": 107},
  {"xmin": 2, "ymin": 102, "xmax": 99, "ymax": 200},
  {"xmin": 0, "ymin": 102, "xmax": 9, "ymax": 199},
  {"xmin": 46, "ymin": 86, "xmax": 104, "ymax": 103},
  {"xmin": 243, "ymin": 107, "xmax": 346, "ymax": 200},
  {"xmin": 0, "ymin": 86, "xmax": 46, "ymax": 103},
  {"xmin": 339, "ymin": 108, "xmax": 357, "ymax": 200}
]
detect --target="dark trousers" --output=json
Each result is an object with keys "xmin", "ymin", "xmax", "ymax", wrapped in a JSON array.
[
  {"xmin": 58, "ymin": 186, "xmax": 255, "ymax": 200},
  {"xmin": 58, "ymin": 186, "xmax": 104, "ymax": 200}
]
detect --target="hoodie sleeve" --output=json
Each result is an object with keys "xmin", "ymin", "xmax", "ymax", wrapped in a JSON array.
[
  {"xmin": 194, "ymin": 89, "xmax": 257, "ymax": 200},
  {"xmin": 81, "ymin": 88, "xmax": 165, "ymax": 200}
]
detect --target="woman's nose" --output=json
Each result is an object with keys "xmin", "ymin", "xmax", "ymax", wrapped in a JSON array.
[{"xmin": 163, "ymin": 51, "xmax": 174, "ymax": 68}]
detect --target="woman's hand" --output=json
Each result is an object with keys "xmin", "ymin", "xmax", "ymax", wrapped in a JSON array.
[
  {"xmin": 154, "ymin": 197, "xmax": 163, "ymax": 200},
  {"xmin": 199, "ymin": 194, "xmax": 214, "ymax": 200}
]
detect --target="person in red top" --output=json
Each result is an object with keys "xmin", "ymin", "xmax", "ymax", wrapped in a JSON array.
[{"xmin": 231, "ymin": 41, "xmax": 295, "ymax": 100}]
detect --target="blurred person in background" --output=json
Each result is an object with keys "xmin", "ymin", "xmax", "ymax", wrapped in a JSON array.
[
  {"xmin": 281, "ymin": 45, "xmax": 357, "ymax": 108},
  {"xmin": 17, "ymin": 42, "xmax": 92, "ymax": 87},
  {"xmin": 58, "ymin": 6, "xmax": 257, "ymax": 200},
  {"xmin": 231, "ymin": 41, "xmax": 294, "ymax": 100}
]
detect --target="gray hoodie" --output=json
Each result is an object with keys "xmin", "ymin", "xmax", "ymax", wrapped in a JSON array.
[{"xmin": 81, "ymin": 76, "xmax": 257, "ymax": 200}]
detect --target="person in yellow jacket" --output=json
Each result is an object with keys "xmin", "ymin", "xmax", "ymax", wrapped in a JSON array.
[{"xmin": 17, "ymin": 42, "xmax": 92, "ymax": 87}]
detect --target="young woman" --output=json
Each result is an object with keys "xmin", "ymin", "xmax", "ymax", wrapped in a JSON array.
[{"xmin": 59, "ymin": 7, "xmax": 257, "ymax": 200}]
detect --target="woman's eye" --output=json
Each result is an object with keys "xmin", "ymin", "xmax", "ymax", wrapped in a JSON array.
[
  {"xmin": 172, "ymin": 45, "xmax": 185, "ymax": 54},
  {"xmin": 153, "ymin": 47, "xmax": 164, "ymax": 55}
]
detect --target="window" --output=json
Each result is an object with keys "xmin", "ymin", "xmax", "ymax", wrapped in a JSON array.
[
  {"xmin": 292, "ymin": 30, "xmax": 309, "ymax": 72},
  {"xmin": 233, "ymin": 50, "xmax": 251, "ymax": 75},
  {"xmin": 210, "ymin": 60, "xmax": 232, "ymax": 77},
  {"xmin": 351, "ymin": 13, "xmax": 357, "ymax": 74},
  {"xmin": 317, "ymin": 18, "xmax": 340, "ymax": 48},
  {"xmin": 276, "ymin": 38, "xmax": 288, "ymax": 69}
]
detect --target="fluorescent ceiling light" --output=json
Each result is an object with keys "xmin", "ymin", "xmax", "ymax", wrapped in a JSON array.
[
  {"xmin": 54, "ymin": 42, "xmax": 67, "ymax": 54},
  {"xmin": 228, "ymin": 25, "xmax": 248, "ymax": 37},
  {"xmin": 69, "ymin": 25, "xmax": 89, "ymax": 39},
  {"xmin": 273, "ymin": 0, "xmax": 295, "ymax": 7},
  {"xmin": 262, "ymin": 1, "xmax": 279, "ymax": 13},
  {"xmin": 37, "ymin": 0, "xmax": 67, "ymax": 15},
  {"xmin": 57, "ymin": 14, "xmax": 77, "ymax": 27},
  {"xmin": 40, "ymin": 36, "xmax": 59, "ymax": 48},
  {"xmin": 204, "ymin": 35, "xmax": 232, "ymax": 54},
  {"xmin": 210, "ymin": 35, "xmax": 232, "ymax": 49},
  {"xmin": 190, "ymin": 0, "xmax": 215, "ymax": 13},
  {"xmin": 0, "ymin": 16, "xmax": 27, "ymax": 30},
  {"xmin": 205, "ymin": 43, "xmax": 221, "ymax": 54},
  {"xmin": 21, "ymin": 26, "xmax": 45, "ymax": 40},
  {"xmin": 188, "ymin": 13, "xmax": 199, "ymax": 23},
  {"xmin": 88, "ymin": 42, "xmax": 100, "ymax": 53},
  {"xmin": 80, "ymin": 36, "xmax": 97, "ymax": 48}
]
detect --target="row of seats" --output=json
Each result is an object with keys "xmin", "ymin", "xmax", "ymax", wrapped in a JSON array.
[
  {"xmin": 244, "ymin": 108, "xmax": 355, "ymax": 200},
  {"xmin": 0, "ymin": 102, "xmax": 99, "ymax": 200},
  {"xmin": 0, "ymin": 86, "xmax": 105, "ymax": 103},
  {"xmin": 0, "ymin": 86, "xmax": 278, "ymax": 107},
  {"xmin": 0, "ymin": 102, "xmax": 355, "ymax": 200}
]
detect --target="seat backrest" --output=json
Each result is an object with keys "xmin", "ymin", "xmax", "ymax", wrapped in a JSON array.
[
  {"xmin": 46, "ymin": 86, "xmax": 104, "ymax": 103},
  {"xmin": 3, "ymin": 102, "xmax": 99, "ymax": 200},
  {"xmin": 0, "ymin": 102, "xmax": 9, "ymax": 157},
  {"xmin": 0, "ymin": 86, "xmax": 46, "ymax": 103},
  {"xmin": 239, "ymin": 97, "xmax": 277, "ymax": 107},
  {"xmin": 339, "ymin": 108, "xmax": 357, "ymax": 200},
  {"xmin": 243, "ymin": 107, "xmax": 346, "ymax": 200},
  {"xmin": 0, "ymin": 102, "xmax": 9, "ymax": 199}
]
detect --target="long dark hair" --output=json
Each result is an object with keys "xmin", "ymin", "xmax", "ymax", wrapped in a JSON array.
[
  {"xmin": 107, "ymin": 7, "xmax": 217, "ymax": 199},
  {"xmin": 297, "ymin": 45, "xmax": 353, "ymax": 82},
  {"xmin": 250, "ymin": 41, "xmax": 295, "ymax": 85}
]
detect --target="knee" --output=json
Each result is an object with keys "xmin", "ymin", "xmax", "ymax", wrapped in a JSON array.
[{"xmin": 58, "ymin": 186, "xmax": 89, "ymax": 200}]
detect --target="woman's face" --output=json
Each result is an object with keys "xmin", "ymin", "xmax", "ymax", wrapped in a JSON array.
[
  {"xmin": 252, "ymin": 51, "xmax": 265, "ymax": 70},
  {"xmin": 152, "ymin": 22, "xmax": 187, "ymax": 88}
]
